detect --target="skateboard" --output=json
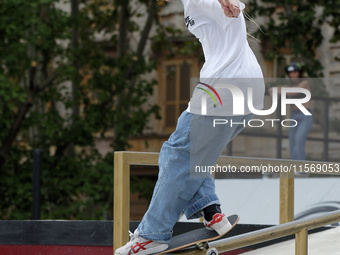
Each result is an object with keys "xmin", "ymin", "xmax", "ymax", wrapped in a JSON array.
[{"xmin": 155, "ymin": 214, "xmax": 239, "ymax": 255}]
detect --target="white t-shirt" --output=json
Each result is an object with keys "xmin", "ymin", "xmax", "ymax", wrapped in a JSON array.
[{"xmin": 181, "ymin": 0, "xmax": 265, "ymax": 116}]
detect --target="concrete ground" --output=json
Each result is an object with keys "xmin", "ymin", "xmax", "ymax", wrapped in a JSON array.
[{"xmin": 242, "ymin": 226, "xmax": 340, "ymax": 255}]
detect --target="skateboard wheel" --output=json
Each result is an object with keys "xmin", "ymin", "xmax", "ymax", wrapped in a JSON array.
[{"xmin": 207, "ymin": 247, "xmax": 218, "ymax": 255}]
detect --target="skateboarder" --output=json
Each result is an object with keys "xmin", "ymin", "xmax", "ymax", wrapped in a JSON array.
[{"xmin": 115, "ymin": 0, "xmax": 265, "ymax": 254}]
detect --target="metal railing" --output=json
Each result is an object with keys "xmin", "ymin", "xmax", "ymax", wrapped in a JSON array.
[
  {"xmin": 113, "ymin": 151, "xmax": 340, "ymax": 254},
  {"xmin": 184, "ymin": 210, "xmax": 340, "ymax": 255}
]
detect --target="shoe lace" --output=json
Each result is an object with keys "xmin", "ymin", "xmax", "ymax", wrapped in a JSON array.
[
  {"xmin": 118, "ymin": 230, "xmax": 135, "ymax": 250},
  {"xmin": 129, "ymin": 230, "xmax": 135, "ymax": 240},
  {"xmin": 127, "ymin": 230, "xmax": 139, "ymax": 245}
]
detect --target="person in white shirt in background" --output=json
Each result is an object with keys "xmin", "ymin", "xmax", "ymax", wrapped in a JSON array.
[{"xmin": 115, "ymin": 0, "xmax": 264, "ymax": 254}]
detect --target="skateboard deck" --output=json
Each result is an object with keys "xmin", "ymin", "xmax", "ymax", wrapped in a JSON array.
[{"xmin": 155, "ymin": 214, "xmax": 239, "ymax": 254}]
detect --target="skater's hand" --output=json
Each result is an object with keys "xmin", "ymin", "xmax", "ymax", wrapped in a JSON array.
[{"xmin": 218, "ymin": 0, "xmax": 240, "ymax": 18}]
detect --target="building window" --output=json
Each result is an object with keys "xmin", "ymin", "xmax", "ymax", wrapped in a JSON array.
[{"xmin": 159, "ymin": 59, "xmax": 199, "ymax": 132}]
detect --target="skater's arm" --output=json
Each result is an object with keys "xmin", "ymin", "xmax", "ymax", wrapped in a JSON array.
[
  {"xmin": 202, "ymin": 0, "xmax": 245, "ymax": 25},
  {"xmin": 218, "ymin": 0, "xmax": 242, "ymax": 18}
]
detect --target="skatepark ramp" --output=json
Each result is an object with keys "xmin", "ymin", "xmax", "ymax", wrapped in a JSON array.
[{"xmin": 113, "ymin": 151, "xmax": 340, "ymax": 254}]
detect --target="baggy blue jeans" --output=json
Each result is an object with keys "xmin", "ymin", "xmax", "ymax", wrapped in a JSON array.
[
  {"xmin": 137, "ymin": 111, "xmax": 253, "ymax": 243},
  {"xmin": 289, "ymin": 110, "xmax": 313, "ymax": 160}
]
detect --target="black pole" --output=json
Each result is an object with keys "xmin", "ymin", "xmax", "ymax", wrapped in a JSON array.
[
  {"xmin": 276, "ymin": 96, "xmax": 282, "ymax": 159},
  {"xmin": 323, "ymin": 101, "xmax": 329, "ymax": 161},
  {"xmin": 32, "ymin": 149, "xmax": 42, "ymax": 220}
]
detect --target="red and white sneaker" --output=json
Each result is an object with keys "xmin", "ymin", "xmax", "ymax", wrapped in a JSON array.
[
  {"xmin": 203, "ymin": 213, "xmax": 232, "ymax": 235},
  {"xmin": 114, "ymin": 230, "xmax": 168, "ymax": 255}
]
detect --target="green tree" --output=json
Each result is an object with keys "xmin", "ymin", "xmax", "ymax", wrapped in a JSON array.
[
  {"xmin": 0, "ymin": 0, "xmax": 162, "ymax": 219},
  {"xmin": 248, "ymin": 0, "xmax": 340, "ymax": 82}
]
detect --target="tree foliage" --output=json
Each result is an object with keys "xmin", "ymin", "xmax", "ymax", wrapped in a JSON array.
[
  {"xmin": 248, "ymin": 0, "xmax": 340, "ymax": 79},
  {"xmin": 0, "ymin": 0, "xmax": 162, "ymax": 219}
]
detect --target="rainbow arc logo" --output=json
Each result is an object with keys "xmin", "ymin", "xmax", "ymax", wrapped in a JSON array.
[{"xmin": 196, "ymin": 82, "xmax": 222, "ymax": 108}]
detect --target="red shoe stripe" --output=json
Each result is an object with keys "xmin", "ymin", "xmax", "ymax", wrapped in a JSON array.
[
  {"xmin": 129, "ymin": 240, "xmax": 153, "ymax": 254},
  {"xmin": 206, "ymin": 213, "xmax": 225, "ymax": 227}
]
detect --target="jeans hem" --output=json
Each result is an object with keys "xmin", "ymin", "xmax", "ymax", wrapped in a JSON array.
[{"xmin": 184, "ymin": 193, "xmax": 220, "ymax": 219}]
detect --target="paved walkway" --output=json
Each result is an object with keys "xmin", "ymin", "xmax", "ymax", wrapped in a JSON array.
[{"xmin": 243, "ymin": 226, "xmax": 340, "ymax": 255}]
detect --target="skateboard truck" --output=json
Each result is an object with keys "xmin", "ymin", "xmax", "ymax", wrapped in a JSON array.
[
  {"xmin": 197, "ymin": 242, "xmax": 219, "ymax": 255},
  {"xmin": 196, "ymin": 241, "xmax": 218, "ymax": 255},
  {"xmin": 196, "ymin": 241, "xmax": 209, "ymax": 250}
]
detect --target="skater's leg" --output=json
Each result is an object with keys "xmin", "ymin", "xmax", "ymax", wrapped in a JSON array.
[{"xmin": 137, "ymin": 112, "xmax": 253, "ymax": 242}]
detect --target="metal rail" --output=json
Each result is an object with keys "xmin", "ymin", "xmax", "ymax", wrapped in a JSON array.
[
  {"xmin": 183, "ymin": 210, "xmax": 340, "ymax": 255},
  {"xmin": 113, "ymin": 151, "xmax": 340, "ymax": 253}
]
